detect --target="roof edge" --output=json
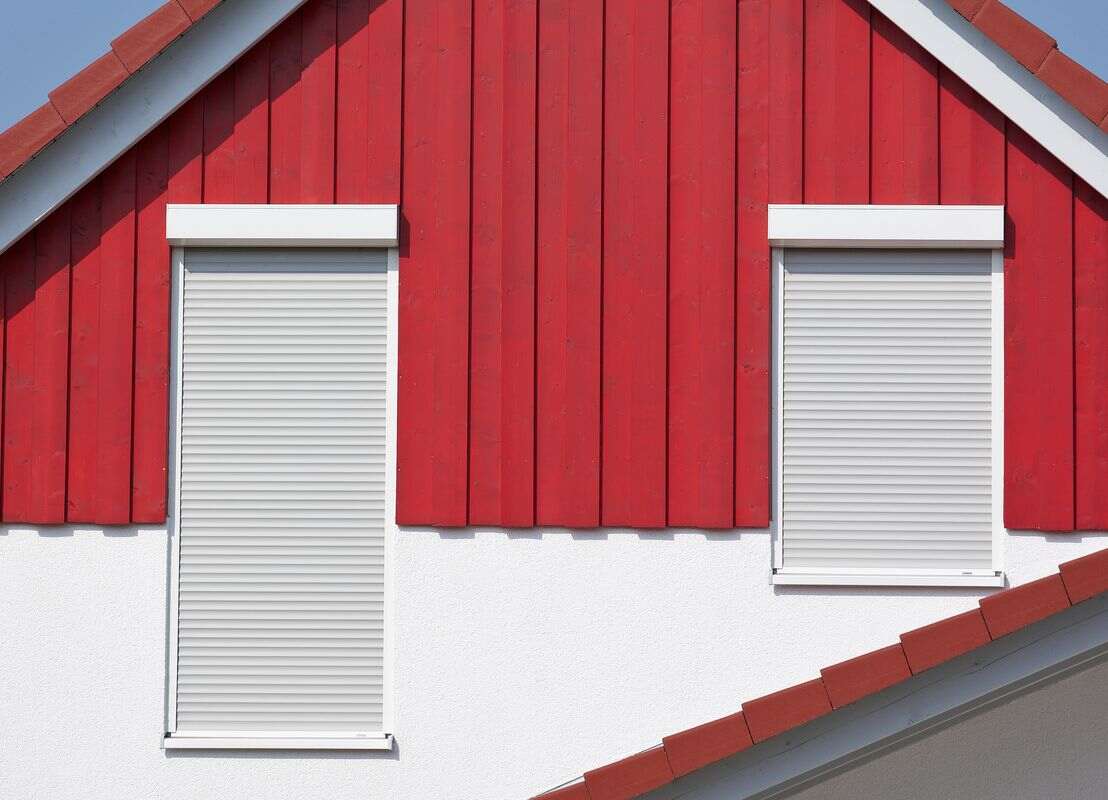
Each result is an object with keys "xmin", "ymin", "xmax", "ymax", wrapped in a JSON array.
[
  {"xmin": 869, "ymin": 0, "xmax": 1107, "ymax": 199},
  {"xmin": 0, "ymin": 0, "xmax": 308, "ymax": 256},
  {"xmin": 640, "ymin": 591, "xmax": 1108, "ymax": 800}
]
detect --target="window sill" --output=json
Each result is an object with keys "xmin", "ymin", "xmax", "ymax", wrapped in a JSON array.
[
  {"xmin": 772, "ymin": 571, "xmax": 1005, "ymax": 588},
  {"xmin": 163, "ymin": 734, "xmax": 394, "ymax": 751}
]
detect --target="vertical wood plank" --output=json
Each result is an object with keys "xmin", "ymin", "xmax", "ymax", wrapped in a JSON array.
[
  {"xmin": 2, "ymin": 234, "xmax": 35, "ymax": 521},
  {"xmin": 1074, "ymin": 179, "xmax": 1108, "ymax": 529},
  {"xmin": 234, "ymin": 38, "xmax": 271, "ymax": 203},
  {"xmin": 32, "ymin": 208, "xmax": 71, "ymax": 523},
  {"xmin": 301, "ymin": 0, "xmax": 338, "ymax": 203},
  {"xmin": 397, "ymin": 0, "xmax": 473, "ymax": 525},
  {"xmin": 668, "ymin": 0, "xmax": 736, "ymax": 528},
  {"xmin": 1004, "ymin": 126, "xmax": 1074, "ymax": 531},
  {"xmin": 768, "ymin": 0, "xmax": 804, "ymax": 204},
  {"xmin": 132, "ymin": 126, "xmax": 172, "ymax": 523},
  {"xmin": 366, "ymin": 0, "xmax": 403, "ymax": 202},
  {"xmin": 269, "ymin": 10, "xmax": 304, "ymax": 203},
  {"xmin": 804, "ymin": 0, "xmax": 870, "ymax": 203},
  {"xmin": 535, "ymin": 0, "xmax": 603, "ymax": 527},
  {"xmin": 66, "ymin": 181, "xmax": 102, "ymax": 522},
  {"xmin": 469, "ymin": 0, "xmax": 537, "ymax": 525},
  {"xmin": 337, "ymin": 0, "xmax": 403, "ymax": 203},
  {"xmin": 736, "ymin": 0, "xmax": 801, "ymax": 527},
  {"xmin": 871, "ymin": 11, "xmax": 938, "ymax": 204},
  {"xmin": 601, "ymin": 0, "xmax": 668, "ymax": 527},
  {"xmin": 938, "ymin": 68, "xmax": 1005, "ymax": 204},
  {"xmin": 202, "ymin": 71, "xmax": 235, "ymax": 203},
  {"xmin": 96, "ymin": 149, "xmax": 137, "ymax": 523},
  {"xmin": 336, "ymin": 0, "xmax": 371, "ymax": 202}
]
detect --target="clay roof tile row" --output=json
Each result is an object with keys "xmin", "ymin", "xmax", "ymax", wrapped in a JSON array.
[
  {"xmin": 531, "ymin": 547, "xmax": 1108, "ymax": 800},
  {"xmin": 0, "ymin": 0, "xmax": 222, "ymax": 182},
  {"xmin": 949, "ymin": 0, "xmax": 1108, "ymax": 129}
]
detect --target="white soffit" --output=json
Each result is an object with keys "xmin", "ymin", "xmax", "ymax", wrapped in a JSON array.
[
  {"xmin": 867, "ymin": 0, "xmax": 1107, "ymax": 199},
  {"xmin": 0, "ymin": 0, "xmax": 309, "ymax": 256},
  {"xmin": 166, "ymin": 204, "xmax": 399, "ymax": 247},
  {"xmin": 768, "ymin": 205, "xmax": 1004, "ymax": 248}
]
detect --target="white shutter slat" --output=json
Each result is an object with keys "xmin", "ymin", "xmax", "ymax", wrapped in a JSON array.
[
  {"xmin": 175, "ymin": 248, "xmax": 387, "ymax": 735},
  {"xmin": 780, "ymin": 250, "xmax": 993, "ymax": 575}
]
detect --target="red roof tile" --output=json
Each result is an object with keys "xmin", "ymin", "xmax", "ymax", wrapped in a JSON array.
[
  {"xmin": 950, "ymin": 0, "xmax": 1107, "ymax": 126},
  {"xmin": 979, "ymin": 574, "xmax": 1071, "ymax": 638},
  {"xmin": 742, "ymin": 679, "xmax": 832, "ymax": 743},
  {"xmin": 48, "ymin": 52, "xmax": 129, "ymax": 125},
  {"xmin": 948, "ymin": 0, "xmax": 988, "ymax": 20},
  {"xmin": 662, "ymin": 711, "xmax": 753, "ymax": 778},
  {"xmin": 820, "ymin": 644, "xmax": 913, "ymax": 709},
  {"xmin": 970, "ymin": 0, "xmax": 1056, "ymax": 72},
  {"xmin": 532, "ymin": 782, "xmax": 592, "ymax": 800},
  {"xmin": 583, "ymin": 748, "xmax": 673, "ymax": 800},
  {"xmin": 1037, "ymin": 51, "xmax": 1108, "ymax": 125},
  {"xmin": 1060, "ymin": 549, "xmax": 1108, "ymax": 604},
  {"xmin": 0, "ymin": 103, "xmax": 66, "ymax": 181},
  {"xmin": 177, "ymin": 0, "xmax": 222, "ymax": 21},
  {"xmin": 530, "ymin": 557, "xmax": 1107, "ymax": 799},
  {"xmin": 900, "ymin": 609, "xmax": 992, "ymax": 674},
  {"xmin": 110, "ymin": 1, "xmax": 193, "ymax": 73}
]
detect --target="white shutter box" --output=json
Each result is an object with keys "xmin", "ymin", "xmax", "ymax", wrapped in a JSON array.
[
  {"xmin": 777, "ymin": 249, "xmax": 998, "ymax": 582},
  {"xmin": 172, "ymin": 248, "xmax": 388, "ymax": 738}
]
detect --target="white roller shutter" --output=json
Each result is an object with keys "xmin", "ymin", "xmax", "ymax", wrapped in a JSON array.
[
  {"xmin": 171, "ymin": 248, "xmax": 388, "ymax": 738},
  {"xmin": 778, "ymin": 249, "xmax": 997, "ymax": 581}
]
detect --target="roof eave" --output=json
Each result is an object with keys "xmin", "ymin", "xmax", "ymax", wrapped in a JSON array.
[
  {"xmin": 870, "ymin": 0, "xmax": 1107, "ymax": 198},
  {"xmin": 636, "ymin": 591, "xmax": 1108, "ymax": 800},
  {"xmin": 0, "ymin": 0, "xmax": 308, "ymax": 257}
]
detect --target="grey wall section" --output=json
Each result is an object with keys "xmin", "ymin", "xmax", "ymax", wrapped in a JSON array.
[{"xmin": 786, "ymin": 659, "xmax": 1108, "ymax": 800}]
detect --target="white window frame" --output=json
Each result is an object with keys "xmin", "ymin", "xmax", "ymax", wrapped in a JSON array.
[
  {"xmin": 163, "ymin": 204, "xmax": 399, "ymax": 750},
  {"xmin": 768, "ymin": 205, "xmax": 1005, "ymax": 588}
]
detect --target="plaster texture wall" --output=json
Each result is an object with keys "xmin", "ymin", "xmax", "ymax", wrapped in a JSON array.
[{"xmin": 1, "ymin": 525, "xmax": 1104, "ymax": 799}]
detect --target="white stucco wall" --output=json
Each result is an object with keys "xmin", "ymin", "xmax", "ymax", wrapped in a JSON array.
[{"xmin": 1, "ymin": 524, "xmax": 1104, "ymax": 799}]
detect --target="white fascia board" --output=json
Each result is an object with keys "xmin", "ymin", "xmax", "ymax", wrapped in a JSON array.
[
  {"xmin": 166, "ymin": 204, "xmax": 399, "ymax": 247},
  {"xmin": 0, "ymin": 0, "xmax": 309, "ymax": 256},
  {"xmin": 867, "ymin": 0, "xmax": 1107, "ymax": 199},
  {"xmin": 768, "ymin": 204, "xmax": 1004, "ymax": 248}
]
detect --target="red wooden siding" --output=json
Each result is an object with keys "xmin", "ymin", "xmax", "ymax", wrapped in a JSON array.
[
  {"xmin": 396, "ymin": 0, "xmax": 472, "ymax": 526},
  {"xmin": 535, "ymin": 0, "xmax": 603, "ymax": 527},
  {"xmin": 1075, "ymin": 180, "xmax": 1108, "ymax": 528},
  {"xmin": 469, "ymin": 0, "xmax": 537, "ymax": 526},
  {"xmin": 602, "ymin": 0, "xmax": 669, "ymax": 527},
  {"xmin": 0, "ymin": 0, "xmax": 1103, "ymax": 530},
  {"xmin": 668, "ymin": 0, "xmax": 736, "ymax": 528},
  {"xmin": 804, "ymin": 0, "xmax": 871, "ymax": 203},
  {"xmin": 1004, "ymin": 126, "xmax": 1075, "ymax": 531}
]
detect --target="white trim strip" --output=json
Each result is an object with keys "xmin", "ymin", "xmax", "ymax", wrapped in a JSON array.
[
  {"xmin": 163, "ymin": 735, "xmax": 394, "ymax": 751},
  {"xmin": 0, "ymin": 0, "xmax": 309, "ymax": 256},
  {"xmin": 767, "ymin": 204, "xmax": 1004, "ymax": 248},
  {"xmin": 866, "ymin": 0, "xmax": 1107, "ymax": 199},
  {"xmin": 166, "ymin": 204, "xmax": 399, "ymax": 247},
  {"xmin": 772, "ymin": 573, "xmax": 1005, "ymax": 588}
]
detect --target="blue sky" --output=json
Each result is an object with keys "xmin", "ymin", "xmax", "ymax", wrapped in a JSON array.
[{"xmin": 0, "ymin": 0, "xmax": 1105, "ymax": 131}]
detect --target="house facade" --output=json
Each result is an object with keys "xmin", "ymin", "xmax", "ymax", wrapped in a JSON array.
[{"xmin": 0, "ymin": 0, "xmax": 1106, "ymax": 798}]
